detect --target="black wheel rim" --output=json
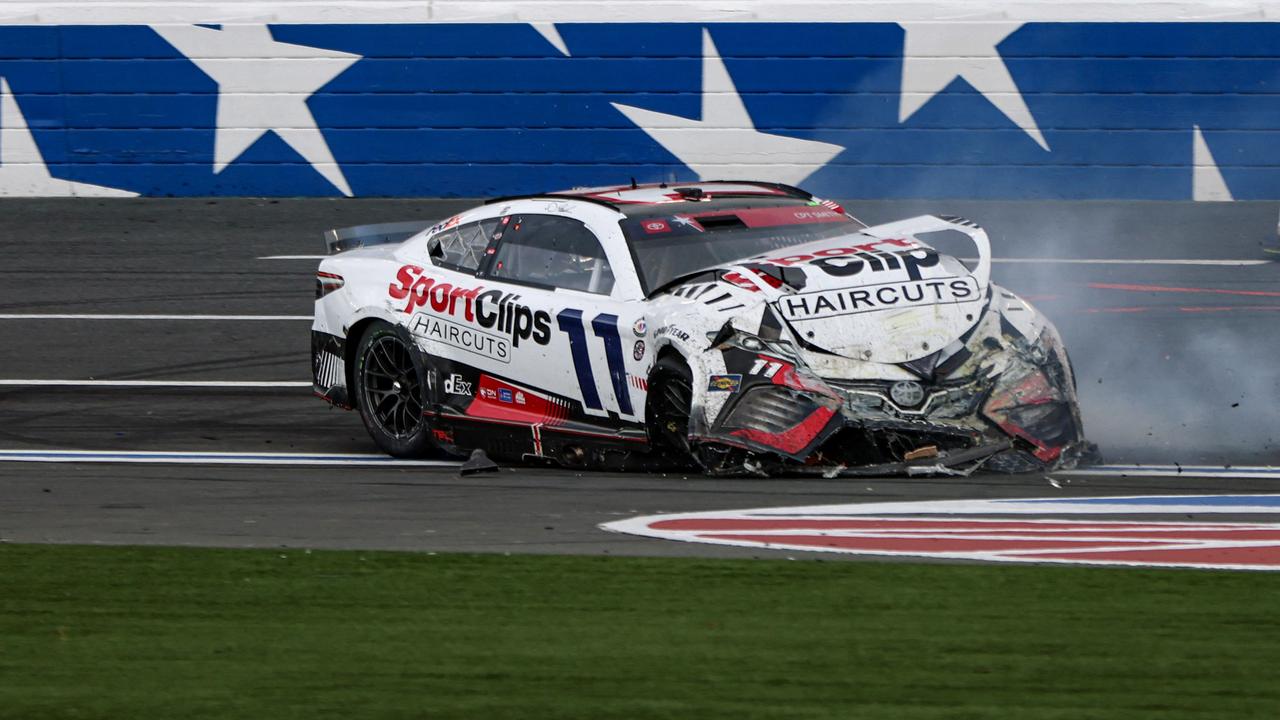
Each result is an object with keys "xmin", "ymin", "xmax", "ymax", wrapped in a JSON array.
[
  {"xmin": 655, "ymin": 373, "xmax": 693, "ymax": 453},
  {"xmin": 360, "ymin": 335, "xmax": 424, "ymax": 439}
]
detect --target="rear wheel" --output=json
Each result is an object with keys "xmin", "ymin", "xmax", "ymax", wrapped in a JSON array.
[
  {"xmin": 646, "ymin": 354, "xmax": 697, "ymax": 466},
  {"xmin": 353, "ymin": 322, "xmax": 436, "ymax": 457}
]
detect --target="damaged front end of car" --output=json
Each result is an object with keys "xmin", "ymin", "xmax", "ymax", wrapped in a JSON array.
[
  {"xmin": 659, "ymin": 216, "xmax": 1097, "ymax": 477},
  {"xmin": 684, "ymin": 308, "xmax": 1094, "ymax": 477}
]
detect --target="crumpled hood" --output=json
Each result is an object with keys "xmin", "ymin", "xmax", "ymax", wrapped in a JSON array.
[{"xmin": 724, "ymin": 215, "xmax": 993, "ymax": 364}]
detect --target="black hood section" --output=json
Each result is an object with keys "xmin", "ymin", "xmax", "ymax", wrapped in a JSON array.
[{"xmin": 899, "ymin": 351, "xmax": 943, "ymax": 381}]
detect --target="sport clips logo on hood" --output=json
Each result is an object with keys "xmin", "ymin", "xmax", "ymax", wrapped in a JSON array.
[
  {"xmin": 758, "ymin": 237, "xmax": 981, "ymax": 321},
  {"xmin": 389, "ymin": 265, "xmax": 551, "ymax": 348},
  {"xmin": 762, "ymin": 237, "xmax": 939, "ymax": 280}
]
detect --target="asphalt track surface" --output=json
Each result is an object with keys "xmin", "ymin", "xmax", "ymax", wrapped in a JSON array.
[{"xmin": 1, "ymin": 197, "xmax": 1278, "ymax": 559}]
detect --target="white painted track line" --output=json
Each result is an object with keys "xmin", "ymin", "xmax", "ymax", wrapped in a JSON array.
[
  {"xmin": 1057, "ymin": 465, "xmax": 1280, "ymax": 480},
  {"xmin": 966, "ymin": 258, "xmax": 1270, "ymax": 266},
  {"xmin": 0, "ymin": 380, "xmax": 310, "ymax": 388},
  {"xmin": 0, "ymin": 451, "xmax": 1268, "ymax": 475},
  {"xmin": 0, "ymin": 314, "xmax": 311, "ymax": 321},
  {"xmin": 0, "ymin": 449, "xmax": 458, "ymax": 467},
  {"xmin": 259, "ymin": 255, "xmax": 325, "ymax": 260}
]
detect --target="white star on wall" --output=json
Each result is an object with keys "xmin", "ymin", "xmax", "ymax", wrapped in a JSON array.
[
  {"xmin": 612, "ymin": 29, "xmax": 844, "ymax": 187},
  {"xmin": 531, "ymin": 23, "xmax": 570, "ymax": 56},
  {"xmin": 899, "ymin": 23, "xmax": 1049, "ymax": 151},
  {"xmin": 0, "ymin": 78, "xmax": 136, "ymax": 197},
  {"xmin": 152, "ymin": 24, "xmax": 361, "ymax": 196},
  {"xmin": 1192, "ymin": 125, "xmax": 1233, "ymax": 201}
]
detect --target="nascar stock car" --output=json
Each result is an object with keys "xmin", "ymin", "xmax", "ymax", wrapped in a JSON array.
[{"xmin": 312, "ymin": 181, "xmax": 1096, "ymax": 476}]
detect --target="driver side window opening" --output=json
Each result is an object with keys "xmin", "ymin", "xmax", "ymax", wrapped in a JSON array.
[
  {"xmin": 428, "ymin": 218, "xmax": 500, "ymax": 273},
  {"xmin": 488, "ymin": 215, "xmax": 615, "ymax": 295}
]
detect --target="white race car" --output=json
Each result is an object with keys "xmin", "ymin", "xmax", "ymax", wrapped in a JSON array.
[{"xmin": 312, "ymin": 181, "xmax": 1094, "ymax": 475}]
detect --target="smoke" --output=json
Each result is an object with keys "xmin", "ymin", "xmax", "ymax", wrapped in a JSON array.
[
  {"xmin": 848, "ymin": 198, "xmax": 1280, "ymax": 466},
  {"xmin": 1072, "ymin": 317, "xmax": 1279, "ymax": 466},
  {"xmin": 993, "ymin": 202, "xmax": 1278, "ymax": 466}
]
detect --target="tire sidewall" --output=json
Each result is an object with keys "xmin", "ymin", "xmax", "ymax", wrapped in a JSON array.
[
  {"xmin": 646, "ymin": 354, "xmax": 695, "ymax": 460},
  {"xmin": 354, "ymin": 322, "xmax": 437, "ymax": 458}
]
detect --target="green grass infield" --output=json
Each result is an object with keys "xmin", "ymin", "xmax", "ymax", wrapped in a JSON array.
[{"xmin": 2, "ymin": 543, "xmax": 1279, "ymax": 719}]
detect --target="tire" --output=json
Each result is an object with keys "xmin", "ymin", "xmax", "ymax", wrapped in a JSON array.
[
  {"xmin": 353, "ymin": 321, "xmax": 437, "ymax": 458},
  {"xmin": 646, "ymin": 354, "xmax": 697, "ymax": 466}
]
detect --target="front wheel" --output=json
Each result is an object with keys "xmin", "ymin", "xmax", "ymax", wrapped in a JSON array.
[
  {"xmin": 646, "ymin": 355, "xmax": 698, "ymax": 468},
  {"xmin": 353, "ymin": 321, "xmax": 437, "ymax": 457}
]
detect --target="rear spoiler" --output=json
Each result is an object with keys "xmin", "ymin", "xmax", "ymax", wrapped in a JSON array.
[{"xmin": 323, "ymin": 220, "xmax": 439, "ymax": 255}]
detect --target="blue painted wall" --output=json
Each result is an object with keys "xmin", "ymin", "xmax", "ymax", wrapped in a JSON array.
[{"xmin": 1, "ymin": 23, "xmax": 1277, "ymax": 198}]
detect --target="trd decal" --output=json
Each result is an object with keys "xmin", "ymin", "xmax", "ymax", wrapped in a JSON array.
[{"xmin": 426, "ymin": 215, "xmax": 462, "ymax": 235}]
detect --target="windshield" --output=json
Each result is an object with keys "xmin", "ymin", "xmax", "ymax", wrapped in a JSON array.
[{"xmin": 620, "ymin": 199, "xmax": 867, "ymax": 293}]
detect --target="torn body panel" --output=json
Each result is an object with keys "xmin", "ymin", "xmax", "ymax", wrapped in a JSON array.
[{"xmin": 676, "ymin": 306, "xmax": 1091, "ymax": 476}]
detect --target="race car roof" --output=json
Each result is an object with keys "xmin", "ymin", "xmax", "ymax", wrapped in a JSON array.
[
  {"xmin": 485, "ymin": 180, "xmax": 817, "ymax": 217},
  {"xmin": 552, "ymin": 180, "xmax": 811, "ymax": 211}
]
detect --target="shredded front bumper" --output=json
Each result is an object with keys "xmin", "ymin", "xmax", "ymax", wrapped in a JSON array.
[{"xmin": 698, "ymin": 363, "xmax": 1088, "ymax": 474}]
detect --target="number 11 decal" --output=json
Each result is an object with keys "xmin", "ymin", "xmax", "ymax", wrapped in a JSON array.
[
  {"xmin": 556, "ymin": 309, "xmax": 634, "ymax": 415},
  {"xmin": 750, "ymin": 358, "xmax": 784, "ymax": 378}
]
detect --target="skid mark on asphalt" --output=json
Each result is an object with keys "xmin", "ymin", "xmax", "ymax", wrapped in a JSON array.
[
  {"xmin": 1090, "ymin": 282, "xmax": 1280, "ymax": 297},
  {"xmin": 1082, "ymin": 305, "xmax": 1280, "ymax": 314},
  {"xmin": 0, "ymin": 449, "xmax": 458, "ymax": 467},
  {"xmin": 604, "ymin": 493, "xmax": 1280, "ymax": 570}
]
